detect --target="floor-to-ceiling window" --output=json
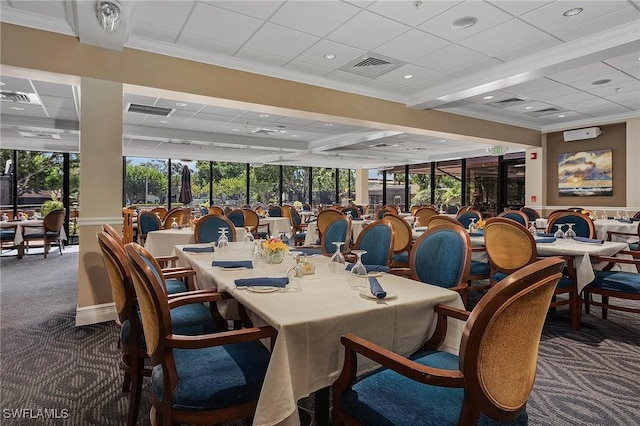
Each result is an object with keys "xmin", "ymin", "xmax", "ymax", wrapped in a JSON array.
[
  {"xmin": 408, "ymin": 164, "xmax": 432, "ymax": 206},
  {"xmin": 502, "ymin": 153, "xmax": 526, "ymax": 211},
  {"xmin": 211, "ymin": 161, "xmax": 246, "ymax": 207},
  {"xmin": 338, "ymin": 168, "xmax": 355, "ymax": 205},
  {"xmin": 282, "ymin": 166, "xmax": 309, "ymax": 204},
  {"xmin": 434, "ymin": 160, "xmax": 462, "ymax": 210},
  {"xmin": 466, "ymin": 156, "xmax": 498, "ymax": 216},
  {"xmin": 312, "ymin": 167, "xmax": 335, "ymax": 205},
  {"xmin": 249, "ymin": 164, "xmax": 279, "ymax": 207},
  {"xmin": 124, "ymin": 157, "xmax": 168, "ymax": 207}
]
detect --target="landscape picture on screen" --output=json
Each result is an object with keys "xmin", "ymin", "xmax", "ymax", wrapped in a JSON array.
[{"xmin": 558, "ymin": 149, "xmax": 612, "ymax": 197}]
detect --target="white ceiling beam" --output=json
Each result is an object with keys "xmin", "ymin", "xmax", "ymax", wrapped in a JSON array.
[{"xmin": 76, "ymin": 0, "xmax": 140, "ymax": 51}]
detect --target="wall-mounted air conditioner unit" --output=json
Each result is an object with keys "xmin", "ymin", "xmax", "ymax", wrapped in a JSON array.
[{"xmin": 563, "ymin": 127, "xmax": 601, "ymax": 142}]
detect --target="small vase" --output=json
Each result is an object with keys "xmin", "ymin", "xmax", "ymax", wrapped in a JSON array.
[{"xmin": 263, "ymin": 249, "xmax": 285, "ymax": 264}]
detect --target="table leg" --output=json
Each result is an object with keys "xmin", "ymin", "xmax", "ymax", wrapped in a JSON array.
[
  {"xmin": 17, "ymin": 242, "xmax": 24, "ymax": 259},
  {"xmin": 314, "ymin": 386, "xmax": 330, "ymax": 426}
]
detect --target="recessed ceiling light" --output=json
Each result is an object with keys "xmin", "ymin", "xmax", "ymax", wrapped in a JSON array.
[
  {"xmin": 557, "ymin": 114, "xmax": 566, "ymax": 118},
  {"xmin": 324, "ymin": 123, "xmax": 333, "ymax": 127},
  {"xmin": 291, "ymin": 134, "xmax": 298, "ymax": 138},
  {"xmin": 10, "ymin": 106, "xmax": 24, "ymax": 110},
  {"xmin": 592, "ymin": 79, "xmax": 612, "ymax": 85},
  {"xmin": 175, "ymin": 102, "xmax": 187, "ymax": 107},
  {"xmin": 160, "ymin": 120, "xmax": 169, "ymax": 124},
  {"xmin": 452, "ymin": 16, "xmax": 478, "ymax": 29},
  {"xmin": 231, "ymin": 128, "xmax": 240, "ymax": 132},
  {"xmin": 402, "ymin": 74, "xmax": 414, "ymax": 79},
  {"xmin": 323, "ymin": 54, "xmax": 336, "ymax": 60},
  {"xmin": 258, "ymin": 114, "xmax": 269, "ymax": 118},
  {"xmin": 0, "ymin": 82, "xmax": 5, "ymax": 86},
  {"xmin": 563, "ymin": 7, "xmax": 583, "ymax": 17},
  {"xmin": 483, "ymin": 95, "xmax": 494, "ymax": 100},
  {"xmin": 525, "ymin": 106, "xmax": 534, "ymax": 110},
  {"xmin": 439, "ymin": 139, "xmax": 446, "ymax": 143}
]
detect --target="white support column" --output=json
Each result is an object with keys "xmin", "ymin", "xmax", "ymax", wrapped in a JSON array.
[
  {"xmin": 354, "ymin": 169, "xmax": 369, "ymax": 207},
  {"xmin": 626, "ymin": 117, "xmax": 640, "ymax": 209}
]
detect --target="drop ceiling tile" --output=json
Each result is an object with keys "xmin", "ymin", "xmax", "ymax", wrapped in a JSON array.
[
  {"xmin": 0, "ymin": 102, "xmax": 47, "ymax": 117},
  {"xmin": 176, "ymin": 33, "xmax": 239, "ymax": 56},
  {"xmin": 547, "ymin": 62, "xmax": 617, "ymax": 84},
  {"xmin": 459, "ymin": 19, "xmax": 548, "ymax": 56},
  {"xmin": 519, "ymin": 1, "xmax": 630, "ymax": 34},
  {"xmin": 486, "ymin": 1, "xmax": 552, "ymax": 17},
  {"xmin": 137, "ymin": 0, "xmax": 195, "ymax": 32},
  {"xmin": 180, "ymin": 119, "xmax": 224, "ymax": 132},
  {"xmin": 327, "ymin": 10, "xmax": 410, "ymax": 51},
  {"xmin": 502, "ymin": 100, "xmax": 554, "ymax": 113},
  {"xmin": 408, "ymin": 74, "xmax": 457, "ymax": 90},
  {"xmin": 493, "ymin": 35, "xmax": 563, "ymax": 62},
  {"xmin": 1, "ymin": 76, "xmax": 34, "ymax": 93},
  {"xmin": 366, "ymin": 0, "xmax": 461, "ymax": 27},
  {"xmin": 10, "ymin": 0, "xmax": 66, "ymax": 19},
  {"xmin": 132, "ymin": 22, "xmax": 179, "ymax": 44},
  {"xmin": 576, "ymin": 104, "xmax": 632, "ymax": 116},
  {"xmin": 181, "ymin": 3, "xmax": 263, "ymax": 46},
  {"xmin": 203, "ymin": 1, "xmax": 284, "ymax": 20},
  {"xmin": 359, "ymin": 79, "xmax": 404, "ymax": 93},
  {"xmin": 244, "ymin": 23, "xmax": 320, "ymax": 58},
  {"xmin": 200, "ymin": 105, "xmax": 246, "ymax": 117},
  {"xmin": 555, "ymin": 7, "xmax": 640, "ymax": 42},
  {"xmin": 143, "ymin": 115, "xmax": 189, "ymax": 127},
  {"xmin": 47, "ymin": 107, "xmax": 77, "ymax": 120},
  {"xmin": 536, "ymin": 110, "xmax": 591, "ymax": 121},
  {"xmin": 375, "ymin": 64, "xmax": 439, "ymax": 85},
  {"xmin": 588, "ymin": 80, "xmax": 640, "ymax": 97},
  {"xmin": 235, "ymin": 47, "xmax": 290, "ymax": 67},
  {"xmin": 448, "ymin": 56, "xmax": 504, "ymax": 78},
  {"xmin": 123, "ymin": 94, "xmax": 157, "ymax": 106},
  {"xmin": 604, "ymin": 52, "xmax": 640, "ymax": 77},
  {"xmin": 418, "ymin": 1, "xmax": 513, "ymax": 43},
  {"xmin": 605, "ymin": 90, "xmax": 640, "ymax": 103},
  {"xmin": 567, "ymin": 72, "xmax": 634, "ymax": 92},
  {"xmin": 31, "ymin": 81, "xmax": 74, "ymax": 98},
  {"xmin": 503, "ymin": 77, "xmax": 560, "ymax": 95},
  {"xmin": 284, "ymin": 60, "xmax": 333, "ymax": 77},
  {"xmin": 618, "ymin": 98, "xmax": 640, "ymax": 109},
  {"xmin": 466, "ymin": 90, "xmax": 521, "ymax": 105},
  {"xmin": 123, "ymin": 114, "xmax": 145, "ymax": 125},
  {"xmin": 324, "ymin": 70, "xmax": 371, "ymax": 84},
  {"xmin": 270, "ymin": 1, "xmax": 360, "ymax": 37},
  {"xmin": 527, "ymin": 84, "xmax": 578, "ymax": 101},
  {"xmin": 275, "ymin": 116, "xmax": 317, "ymax": 126},
  {"xmin": 562, "ymin": 97, "xmax": 612, "ymax": 111},
  {"xmin": 543, "ymin": 92, "xmax": 593, "ymax": 106},
  {"xmin": 294, "ymin": 39, "xmax": 367, "ymax": 68},
  {"xmin": 154, "ymin": 99, "xmax": 205, "ymax": 113},
  {"xmin": 39, "ymin": 95, "xmax": 75, "ymax": 110},
  {"xmin": 374, "ymin": 29, "xmax": 451, "ymax": 63},
  {"xmin": 414, "ymin": 44, "xmax": 487, "ymax": 73}
]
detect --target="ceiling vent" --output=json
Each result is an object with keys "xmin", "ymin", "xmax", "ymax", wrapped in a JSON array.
[
  {"xmin": 489, "ymin": 97, "xmax": 526, "ymax": 108},
  {"xmin": 249, "ymin": 126, "xmax": 287, "ymax": 136},
  {"xmin": 525, "ymin": 107, "xmax": 566, "ymax": 118},
  {"xmin": 0, "ymin": 90, "xmax": 41, "ymax": 104},
  {"xmin": 339, "ymin": 53, "xmax": 406, "ymax": 78},
  {"xmin": 126, "ymin": 103, "xmax": 174, "ymax": 117},
  {"xmin": 17, "ymin": 130, "xmax": 61, "ymax": 140}
]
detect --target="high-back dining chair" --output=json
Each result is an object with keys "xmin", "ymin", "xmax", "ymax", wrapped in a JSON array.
[
  {"xmin": 520, "ymin": 206, "xmax": 540, "ymax": 222},
  {"xmin": 456, "ymin": 209, "xmax": 482, "ymax": 229},
  {"xmin": 320, "ymin": 216, "xmax": 352, "ymax": 255},
  {"xmin": 150, "ymin": 207, "xmax": 168, "ymax": 221},
  {"xmin": 289, "ymin": 208, "xmax": 308, "ymax": 246},
  {"xmin": 484, "ymin": 217, "xmax": 580, "ymax": 330},
  {"xmin": 332, "ymin": 257, "xmax": 565, "ymax": 426},
  {"xmin": 426, "ymin": 214, "xmax": 460, "ymax": 228},
  {"xmin": 413, "ymin": 206, "xmax": 438, "ymax": 227},
  {"xmin": 137, "ymin": 211, "xmax": 161, "ymax": 245},
  {"xmin": 546, "ymin": 211, "xmax": 595, "ymax": 238},
  {"xmin": 21, "ymin": 208, "xmax": 66, "ymax": 258},
  {"xmin": 124, "ymin": 242, "xmax": 276, "ymax": 426},
  {"xmin": 267, "ymin": 205, "xmax": 283, "ymax": 217},
  {"xmin": 497, "ymin": 209, "xmax": 529, "ymax": 228},
  {"xmin": 194, "ymin": 214, "xmax": 237, "ymax": 244},
  {"xmin": 208, "ymin": 205, "xmax": 224, "ymax": 216},
  {"xmin": 162, "ymin": 208, "xmax": 186, "ymax": 229},
  {"xmin": 375, "ymin": 206, "xmax": 397, "ymax": 219},
  {"xmin": 316, "ymin": 208, "xmax": 344, "ymax": 243},
  {"xmin": 341, "ymin": 205, "xmax": 360, "ymax": 218},
  {"xmin": 226, "ymin": 208, "xmax": 246, "ymax": 227},
  {"xmin": 382, "ymin": 212, "xmax": 412, "ymax": 268},
  {"xmin": 352, "ymin": 219, "xmax": 394, "ymax": 267},
  {"xmin": 243, "ymin": 208, "xmax": 269, "ymax": 239}
]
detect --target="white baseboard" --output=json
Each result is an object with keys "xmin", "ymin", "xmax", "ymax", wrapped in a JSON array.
[{"xmin": 75, "ymin": 302, "xmax": 116, "ymax": 326}]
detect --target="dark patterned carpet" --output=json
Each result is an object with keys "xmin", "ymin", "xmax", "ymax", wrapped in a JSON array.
[{"xmin": 1, "ymin": 247, "xmax": 638, "ymax": 425}]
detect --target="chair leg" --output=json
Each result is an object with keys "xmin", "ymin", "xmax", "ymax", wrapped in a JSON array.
[
  {"xmin": 127, "ymin": 357, "xmax": 144, "ymax": 426},
  {"xmin": 44, "ymin": 240, "xmax": 49, "ymax": 259},
  {"xmin": 584, "ymin": 291, "xmax": 591, "ymax": 314},
  {"xmin": 602, "ymin": 295, "xmax": 609, "ymax": 319},
  {"xmin": 570, "ymin": 291, "xmax": 581, "ymax": 331}
]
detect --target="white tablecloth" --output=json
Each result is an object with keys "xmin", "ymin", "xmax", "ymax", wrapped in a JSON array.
[
  {"xmin": 0, "ymin": 220, "xmax": 67, "ymax": 246},
  {"xmin": 259, "ymin": 217, "xmax": 292, "ymax": 236},
  {"xmin": 303, "ymin": 220, "xmax": 366, "ymax": 245},
  {"xmin": 174, "ymin": 242, "xmax": 464, "ymax": 426},
  {"xmin": 144, "ymin": 227, "xmax": 246, "ymax": 256},
  {"xmin": 535, "ymin": 218, "xmax": 639, "ymax": 242}
]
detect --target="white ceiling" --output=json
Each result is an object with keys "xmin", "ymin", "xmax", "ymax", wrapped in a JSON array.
[{"xmin": 1, "ymin": 0, "xmax": 639, "ymax": 168}]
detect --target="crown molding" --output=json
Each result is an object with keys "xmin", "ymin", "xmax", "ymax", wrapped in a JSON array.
[
  {"xmin": 0, "ymin": 7, "xmax": 76, "ymax": 36},
  {"xmin": 540, "ymin": 111, "xmax": 640, "ymax": 133}
]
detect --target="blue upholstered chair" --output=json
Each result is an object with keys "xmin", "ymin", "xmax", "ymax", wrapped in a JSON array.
[
  {"xmin": 194, "ymin": 214, "xmax": 237, "ymax": 244},
  {"xmin": 583, "ymin": 251, "xmax": 640, "ymax": 320},
  {"xmin": 137, "ymin": 211, "xmax": 161, "ymax": 245},
  {"xmin": 332, "ymin": 257, "xmax": 565, "ymax": 426},
  {"xmin": 124, "ymin": 242, "xmax": 276, "ymax": 426},
  {"xmin": 242, "ymin": 208, "xmax": 269, "ymax": 239},
  {"xmin": 226, "ymin": 209, "xmax": 246, "ymax": 227},
  {"xmin": 484, "ymin": 217, "xmax": 581, "ymax": 330},
  {"xmin": 381, "ymin": 212, "xmax": 412, "ymax": 268},
  {"xmin": 0, "ymin": 223, "xmax": 18, "ymax": 253},
  {"xmin": 605, "ymin": 221, "xmax": 639, "ymax": 252},
  {"xmin": 267, "ymin": 205, "xmax": 283, "ymax": 217},
  {"xmin": 341, "ymin": 205, "xmax": 360, "ymax": 218},
  {"xmin": 320, "ymin": 216, "xmax": 352, "ymax": 255},
  {"xmin": 546, "ymin": 211, "xmax": 595, "ymax": 238},
  {"xmin": 456, "ymin": 209, "xmax": 482, "ymax": 229},
  {"xmin": 520, "ymin": 207, "xmax": 540, "ymax": 222},
  {"xmin": 289, "ymin": 208, "xmax": 308, "ymax": 246},
  {"xmin": 445, "ymin": 205, "xmax": 459, "ymax": 214},
  {"xmin": 352, "ymin": 219, "xmax": 394, "ymax": 267},
  {"xmin": 98, "ymin": 233, "xmax": 223, "ymax": 426},
  {"xmin": 410, "ymin": 223, "xmax": 471, "ymax": 303},
  {"xmin": 21, "ymin": 207, "xmax": 66, "ymax": 258},
  {"xmin": 498, "ymin": 210, "xmax": 529, "ymax": 227},
  {"xmin": 200, "ymin": 206, "xmax": 208, "ymax": 216}
]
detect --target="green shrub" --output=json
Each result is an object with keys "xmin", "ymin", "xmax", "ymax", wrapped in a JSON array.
[{"xmin": 40, "ymin": 194, "xmax": 64, "ymax": 217}]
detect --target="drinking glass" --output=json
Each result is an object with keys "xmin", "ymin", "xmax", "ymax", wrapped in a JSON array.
[
  {"xmin": 170, "ymin": 217, "xmax": 179, "ymax": 229},
  {"xmin": 553, "ymin": 224, "xmax": 565, "ymax": 239},
  {"xmin": 217, "ymin": 228, "xmax": 230, "ymax": 249},
  {"xmin": 528, "ymin": 222, "xmax": 537, "ymax": 236},
  {"xmin": 614, "ymin": 211, "xmax": 622, "ymax": 220},
  {"xmin": 564, "ymin": 223, "xmax": 576, "ymax": 240},
  {"xmin": 348, "ymin": 249, "xmax": 368, "ymax": 289},
  {"xmin": 244, "ymin": 227, "xmax": 255, "ymax": 243},
  {"xmin": 329, "ymin": 242, "xmax": 346, "ymax": 274},
  {"xmin": 468, "ymin": 218, "xmax": 477, "ymax": 233},
  {"xmin": 601, "ymin": 211, "xmax": 607, "ymax": 220},
  {"xmin": 286, "ymin": 252, "xmax": 303, "ymax": 292}
]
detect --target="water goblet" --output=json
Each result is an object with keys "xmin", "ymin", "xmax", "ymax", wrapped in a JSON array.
[
  {"xmin": 468, "ymin": 218, "xmax": 477, "ymax": 233},
  {"xmin": 170, "ymin": 217, "xmax": 179, "ymax": 229},
  {"xmin": 348, "ymin": 249, "xmax": 368, "ymax": 290},
  {"xmin": 217, "ymin": 228, "xmax": 230, "ymax": 249},
  {"xmin": 614, "ymin": 211, "xmax": 622, "ymax": 220},
  {"xmin": 553, "ymin": 224, "xmax": 565, "ymax": 240},
  {"xmin": 329, "ymin": 242, "xmax": 346, "ymax": 274},
  {"xmin": 244, "ymin": 227, "xmax": 255, "ymax": 243},
  {"xmin": 564, "ymin": 223, "xmax": 576, "ymax": 240},
  {"xmin": 601, "ymin": 211, "xmax": 607, "ymax": 220},
  {"xmin": 285, "ymin": 252, "xmax": 303, "ymax": 292}
]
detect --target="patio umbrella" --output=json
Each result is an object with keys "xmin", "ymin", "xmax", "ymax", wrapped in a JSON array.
[{"xmin": 178, "ymin": 165, "xmax": 193, "ymax": 205}]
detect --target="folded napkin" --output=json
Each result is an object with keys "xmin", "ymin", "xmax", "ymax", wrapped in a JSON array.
[
  {"xmin": 352, "ymin": 218, "xmax": 364, "ymax": 221},
  {"xmin": 535, "ymin": 237, "xmax": 556, "ymax": 244},
  {"xmin": 469, "ymin": 232, "xmax": 484, "ymax": 237},
  {"xmin": 234, "ymin": 277, "xmax": 289, "ymax": 287},
  {"xmin": 536, "ymin": 233, "xmax": 555, "ymax": 237},
  {"xmin": 345, "ymin": 263, "xmax": 390, "ymax": 273},
  {"xmin": 369, "ymin": 277, "xmax": 386, "ymax": 299},
  {"xmin": 211, "ymin": 260, "xmax": 254, "ymax": 269},
  {"xmin": 632, "ymin": 218, "xmax": 640, "ymax": 222},
  {"xmin": 183, "ymin": 246, "xmax": 215, "ymax": 253},
  {"xmin": 573, "ymin": 236, "xmax": 604, "ymax": 244},
  {"xmin": 617, "ymin": 218, "xmax": 633, "ymax": 223},
  {"xmin": 295, "ymin": 247, "xmax": 323, "ymax": 256}
]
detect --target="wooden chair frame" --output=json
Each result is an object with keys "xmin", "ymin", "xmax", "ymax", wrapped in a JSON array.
[{"xmin": 21, "ymin": 208, "xmax": 66, "ymax": 258}]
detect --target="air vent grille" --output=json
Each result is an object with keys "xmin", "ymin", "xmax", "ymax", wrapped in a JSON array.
[
  {"xmin": 1, "ymin": 91, "xmax": 41, "ymax": 104},
  {"xmin": 339, "ymin": 53, "xmax": 406, "ymax": 78},
  {"xmin": 126, "ymin": 103, "xmax": 174, "ymax": 117},
  {"xmin": 17, "ymin": 130, "xmax": 61, "ymax": 140},
  {"xmin": 488, "ymin": 97, "xmax": 526, "ymax": 108},
  {"xmin": 525, "ymin": 106, "xmax": 566, "ymax": 118}
]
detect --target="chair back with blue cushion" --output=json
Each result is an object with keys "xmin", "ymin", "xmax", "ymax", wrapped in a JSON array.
[
  {"xmin": 302, "ymin": 203, "xmax": 312, "ymax": 211},
  {"xmin": 445, "ymin": 205, "xmax": 459, "ymax": 214},
  {"xmin": 200, "ymin": 206, "xmax": 208, "ymax": 216},
  {"xmin": 194, "ymin": 214, "xmax": 237, "ymax": 244},
  {"xmin": 267, "ymin": 205, "xmax": 283, "ymax": 217},
  {"xmin": 341, "ymin": 206, "xmax": 360, "ymax": 218},
  {"xmin": 1, "ymin": 224, "xmax": 17, "ymax": 251},
  {"xmin": 375, "ymin": 206, "xmax": 396, "ymax": 219},
  {"xmin": 410, "ymin": 223, "xmax": 471, "ymax": 292},
  {"xmin": 456, "ymin": 209, "xmax": 482, "ymax": 229},
  {"xmin": 138, "ymin": 211, "xmax": 161, "ymax": 244},
  {"xmin": 333, "ymin": 257, "xmax": 565, "ymax": 426},
  {"xmin": 498, "ymin": 210, "xmax": 529, "ymax": 227},
  {"xmin": 226, "ymin": 209, "xmax": 245, "ymax": 227},
  {"xmin": 124, "ymin": 242, "xmax": 276, "ymax": 426},
  {"xmin": 520, "ymin": 206, "xmax": 540, "ymax": 221},
  {"xmin": 316, "ymin": 208, "xmax": 344, "ymax": 241},
  {"xmin": 320, "ymin": 216, "xmax": 352, "ymax": 255},
  {"xmin": 353, "ymin": 219, "xmax": 394, "ymax": 266},
  {"xmin": 381, "ymin": 213, "xmax": 412, "ymax": 267},
  {"xmin": 546, "ymin": 211, "xmax": 595, "ymax": 238}
]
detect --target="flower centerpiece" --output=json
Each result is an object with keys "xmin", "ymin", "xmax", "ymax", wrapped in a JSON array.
[
  {"xmin": 293, "ymin": 200, "xmax": 303, "ymax": 211},
  {"xmin": 262, "ymin": 237, "xmax": 289, "ymax": 264},
  {"xmin": 476, "ymin": 219, "xmax": 487, "ymax": 230}
]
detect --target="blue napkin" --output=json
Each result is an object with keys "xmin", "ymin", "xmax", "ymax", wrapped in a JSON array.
[
  {"xmin": 469, "ymin": 232, "xmax": 484, "ymax": 237},
  {"xmin": 535, "ymin": 237, "xmax": 556, "ymax": 244},
  {"xmin": 536, "ymin": 233, "xmax": 555, "ymax": 237},
  {"xmin": 632, "ymin": 218, "xmax": 640, "ymax": 222},
  {"xmin": 369, "ymin": 277, "xmax": 386, "ymax": 299},
  {"xmin": 345, "ymin": 263, "xmax": 390, "ymax": 273},
  {"xmin": 352, "ymin": 218, "xmax": 364, "ymax": 221},
  {"xmin": 295, "ymin": 247, "xmax": 323, "ymax": 256},
  {"xmin": 183, "ymin": 246, "xmax": 215, "ymax": 253},
  {"xmin": 234, "ymin": 277, "xmax": 289, "ymax": 287},
  {"xmin": 211, "ymin": 260, "xmax": 253, "ymax": 269},
  {"xmin": 573, "ymin": 236, "xmax": 604, "ymax": 244},
  {"xmin": 617, "ymin": 218, "xmax": 633, "ymax": 223}
]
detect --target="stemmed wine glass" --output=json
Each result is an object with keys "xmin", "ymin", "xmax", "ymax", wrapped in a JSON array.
[
  {"xmin": 170, "ymin": 217, "xmax": 179, "ymax": 229},
  {"xmin": 564, "ymin": 223, "xmax": 576, "ymax": 240},
  {"xmin": 217, "ymin": 228, "xmax": 230, "ymax": 249},
  {"xmin": 553, "ymin": 224, "xmax": 565, "ymax": 239},
  {"xmin": 614, "ymin": 211, "xmax": 622, "ymax": 220},
  {"xmin": 329, "ymin": 242, "xmax": 346, "ymax": 274},
  {"xmin": 244, "ymin": 227, "xmax": 255, "ymax": 242},
  {"xmin": 285, "ymin": 251, "xmax": 303, "ymax": 292},
  {"xmin": 348, "ymin": 249, "xmax": 368, "ymax": 289},
  {"xmin": 468, "ymin": 218, "xmax": 477, "ymax": 233},
  {"xmin": 252, "ymin": 239, "xmax": 264, "ymax": 268}
]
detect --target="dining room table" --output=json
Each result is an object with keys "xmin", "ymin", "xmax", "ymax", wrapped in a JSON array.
[
  {"xmin": 259, "ymin": 217, "xmax": 292, "ymax": 237},
  {"xmin": 535, "ymin": 218, "xmax": 639, "ymax": 242},
  {"xmin": 173, "ymin": 242, "xmax": 465, "ymax": 426},
  {"xmin": 144, "ymin": 226, "xmax": 247, "ymax": 256},
  {"xmin": 0, "ymin": 219, "xmax": 67, "ymax": 259},
  {"xmin": 303, "ymin": 219, "xmax": 367, "ymax": 246}
]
